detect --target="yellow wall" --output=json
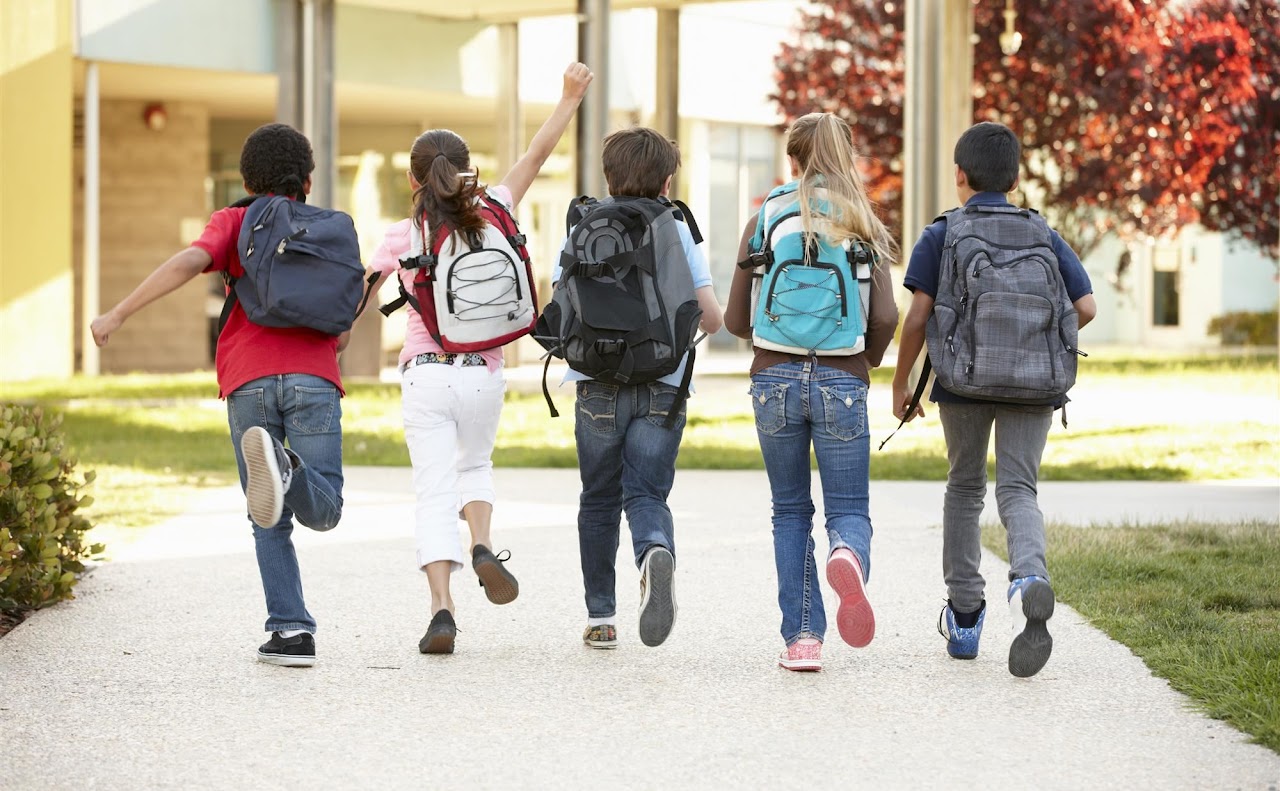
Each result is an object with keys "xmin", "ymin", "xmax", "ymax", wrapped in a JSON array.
[{"xmin": 0, "ymin": 0, "xmax": 74, "ymax": 381}]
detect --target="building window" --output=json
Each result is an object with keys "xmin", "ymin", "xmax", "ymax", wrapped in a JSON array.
[
  {"xmin": 702, "ymin": 123, "xmax": 780, "ymax": 347},
  {"xmin": 1152, "ymin": 247, "xmax": 1180, "ymax": 327}
]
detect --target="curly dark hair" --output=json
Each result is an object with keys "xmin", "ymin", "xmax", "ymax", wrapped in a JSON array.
[{"xmin": 239, "ymin": 123, "xmax": 314, "ymax": 200}]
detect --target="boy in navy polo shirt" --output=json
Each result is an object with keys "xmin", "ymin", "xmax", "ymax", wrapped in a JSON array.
[
  {"xmin": 91, "ymin": 124, "xmax": 346, "ymax": 668},
  {"xmin": 892, "ymin": 122, "xmax": 1097, "ymax": 678}
]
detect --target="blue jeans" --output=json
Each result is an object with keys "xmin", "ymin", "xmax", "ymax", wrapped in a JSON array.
[
  {"xmin": 750, "ymin": 361, "xmax": 872, "ymax": 645},
  {"xmin": 227, "ymin": 374, "xmax": 345, "ymax": 634},
  {"xmin": 574, "ymin": 380, "xmax": 686, "ymax": 619}
]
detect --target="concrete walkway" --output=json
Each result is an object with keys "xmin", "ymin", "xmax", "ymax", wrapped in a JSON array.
[{"xmin": 2, "ymin": 471, "xmax": 1277, "ymax": 790}]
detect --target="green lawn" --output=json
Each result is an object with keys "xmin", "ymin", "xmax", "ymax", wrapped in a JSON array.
[
  {"xmin": 983, "ymin": 520, "xmax": 1280, "ymax": 753},
  {"xmin": 2, "ymin": 352, "xmax": 1277, "ymax": 539}
]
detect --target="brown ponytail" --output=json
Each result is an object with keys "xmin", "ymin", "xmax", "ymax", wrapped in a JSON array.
[{"xmin": 408, "ymin": 129, "xmax": 488, "ymax": 252}]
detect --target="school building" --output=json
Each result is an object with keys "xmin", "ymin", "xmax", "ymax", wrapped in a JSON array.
[
  {"xmin": 2, "ymin": 0, "xmax": 1272, "ymax": 385},
  {"xmin": 0, "ymin": 0, "xmax": 800, "ymax": 382}
]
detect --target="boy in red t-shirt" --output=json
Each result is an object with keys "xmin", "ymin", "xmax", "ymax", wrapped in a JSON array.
[{"xmin": 91, "ymin": 124, "xmax": 346, "ymax": 668}]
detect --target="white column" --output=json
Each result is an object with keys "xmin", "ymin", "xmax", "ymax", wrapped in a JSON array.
[
  {"xmin": 576, "ymin": 0, "xmax": 609, "ymax": 197},
  {"xmin": 81, "ymin": 61, "xmax": 100, "ymax": 376},
  {"xmin": 903, "ymin": 0, "xmax": 972, "ymax": 382},
  {"xmin": 497, "ymin": 21, "xmax": 522, "ymax": 368},
  {"xmin": 275, "ymin": 0, "xmax": 336, "ymax": 208},
  {"xmin": 654, "ymin": 7, "xmax": 679, "ymax": 194},
  {"xmin": 496, "ymin": 22, "xmax": 522, "ymax": 180}
]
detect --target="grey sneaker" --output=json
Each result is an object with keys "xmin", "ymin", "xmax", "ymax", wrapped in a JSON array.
[
  {"xmin": 637, "ymin": 547, "xmax": 676, "ymax": 647},
  {"xmin": 241, "ymin": 426, "xmax": 293, "ymax": 528},
  {"xmin": 1008, "ymin": 576, "xmax": 1055, "ymax": 678}
]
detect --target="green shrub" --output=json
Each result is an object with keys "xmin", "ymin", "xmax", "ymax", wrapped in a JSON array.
[
  {"xmin": 1207, "ymin": 310, "xmax": 1279, "ymax": 346},
  {"xmin": 0, "ymin": 404, "xmax": 103, "ymax": 613}
]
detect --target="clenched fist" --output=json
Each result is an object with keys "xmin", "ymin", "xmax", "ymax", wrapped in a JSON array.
[{"xmin": 562, "ymin": 62, "xmax": 594, "ymax": 101}]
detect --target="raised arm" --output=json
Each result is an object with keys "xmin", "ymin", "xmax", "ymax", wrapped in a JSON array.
[
  {"xmin": 499, "ymin": 63, "xmax": 594, "ymax": 207},
  {"xmin": 90, "ymin": 246, "xmax": 212, "ymax": 346}
]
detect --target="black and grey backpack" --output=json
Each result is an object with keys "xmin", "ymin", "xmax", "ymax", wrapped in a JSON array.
[{"xmin": 533, "ymin": 196, "xmax": 704, "ymax": 426}]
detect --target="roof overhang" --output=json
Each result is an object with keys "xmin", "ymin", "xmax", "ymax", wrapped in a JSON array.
[{"xmin": 338, "ymin": 0, "xmax": 733, "ymax": 23}]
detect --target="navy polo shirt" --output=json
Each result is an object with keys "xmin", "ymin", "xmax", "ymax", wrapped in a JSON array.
[{"xmin": 903, "ymin": 192, "xmax": 1093, "ymax": 404}]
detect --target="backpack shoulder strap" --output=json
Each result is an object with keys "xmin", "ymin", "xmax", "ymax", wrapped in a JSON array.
[
  {"xmin": 219, "ymin": 195, "xmax": 273, "ymax": 335},
  {"xmin": 479, "ymin": 193, "xmax": 530, "ymax": 259},
  {"xmin": 565, "ymin": 195, "xmax": 596, "ymax": 236},
  {"xmin": 664, "ymin": 198, "xmax": 703, "ymax": 245}
]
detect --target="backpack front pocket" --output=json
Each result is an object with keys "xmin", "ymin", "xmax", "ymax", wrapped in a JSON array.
[{"xmin": 968, "ymin": 292, "xmax": 1056, "ymax": 394}]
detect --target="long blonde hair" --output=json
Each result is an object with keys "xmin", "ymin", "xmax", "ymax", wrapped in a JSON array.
[{"xmin": 787, "ymin": 113, "xmax": 897, "ymax": 265}]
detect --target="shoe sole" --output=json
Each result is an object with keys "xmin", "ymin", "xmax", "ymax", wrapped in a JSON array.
[
  {"xmin": 256, "ymin": 651, "xmax": 315, "ymax": 668},
  {"xmin": 419, "ymin": 630, "xmax": 456, "ymax": 655},
  {"xmin": 637, "ymin": 549, "xmax": 676, "ymax": 648},
  {"xmin": 1009, "ymin": 580, "xmax": 1055, "ymax": 678},
  {"xmin": 827, "ymin": 553, "xmax": 875, "ymax": 648},
  {"xmin": 778, "ymin": 658, "xmax": 822, "ymax": 672},
  {"xmin": 584, "ymin": 640, "xmax": 618, "ymax": 650},
  {"xmin": 474, "ymin": 556, "xmax": 519, "ymax": 605},
  {"xmin": 242, "ymin": 427, "xmax": 283, "ymax": 528}
]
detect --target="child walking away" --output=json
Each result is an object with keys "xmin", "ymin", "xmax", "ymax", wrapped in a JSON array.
[
  {"xmin": 536, "ymin": 127, "xmax": 723, "ymax": 650},
  {"xmin": 892, "ymin": 122, "xmax": 1097, "ymax": 678},
  {"xmin": 367, "ymin": 62, "xmax": 593, "ymax": 655},
  {"xmin": 91, "ymin": 123, "xmax": 366, "ymax": 667},
  {"xmin": 725, "ymin": 112, "xmax": 899, "ymax": 672}
]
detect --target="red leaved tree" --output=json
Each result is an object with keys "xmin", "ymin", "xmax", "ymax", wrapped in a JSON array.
[{"xmin": 771, "ymin": 0, "xmax": 1279, "ymax": 257}]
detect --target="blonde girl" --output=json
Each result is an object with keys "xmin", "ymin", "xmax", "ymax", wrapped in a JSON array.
[{"xmin": 724, "ymin": 112, "xmax": 899, "ymax": 671}]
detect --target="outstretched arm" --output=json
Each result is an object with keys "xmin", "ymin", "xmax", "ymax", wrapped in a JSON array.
[
  {"xmin": 499, "ymin": 62, "xmax": 594, "ymax": 207},
  {"xmin": 90, "ymin": 247, "xmax": 212, "ymax": 346}
]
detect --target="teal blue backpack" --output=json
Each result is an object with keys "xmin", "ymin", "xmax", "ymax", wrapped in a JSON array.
[{"xmin": 739, "ymin": 181, "xmax": 876, "ymax": 357}]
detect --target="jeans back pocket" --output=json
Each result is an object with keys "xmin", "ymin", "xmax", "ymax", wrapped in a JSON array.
[
  {"xmin": 749, "ymin": 381, "xmax": 789, "ymax": 436},
  {"xmin": 819, "ymin": 383, "xmax": 867, "ymax": 441},
  {"xmin": 290, "ymin": 385, "xmax": 339, "ymax": 435},
  {"xmin": 576, "ymin": 381, "xmax": 618, "ymax": 434}
]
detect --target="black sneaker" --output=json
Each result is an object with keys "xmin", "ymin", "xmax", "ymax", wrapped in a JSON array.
[
  {"xmin": 472, "ymin": 544, "xmax": 519, "ymax": 605},
  {"xmin": 637, "ymin": 546, "xmax": 676, "ymax": 647},
  {"xmin": 241, "ymin": 426, "xmax": 293, "ymax": 528},
  {"xmin": 257, "ymin": 632, "xmax": 315, "ymax": 667},
  {"xmin": 420, "ymin": 610, "xmax": 457, "ymax": 654}
]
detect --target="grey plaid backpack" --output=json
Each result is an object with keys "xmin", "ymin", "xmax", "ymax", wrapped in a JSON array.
[{"xmin": 924, "ymin": 205, "xmax": 1082, "ymax": 403}]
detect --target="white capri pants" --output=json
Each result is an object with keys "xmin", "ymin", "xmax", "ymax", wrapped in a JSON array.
[{"xmin": 401, "ymin": 359, "xmax": 505, "ymax": 571}]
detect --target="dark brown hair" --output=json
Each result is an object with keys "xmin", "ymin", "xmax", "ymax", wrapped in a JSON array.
[
  {"xmin": 601, "ymin": 127, "xmax": 680, "ymax": 198},
  {"xmin": 409, "ymin": 129, "xmax": 486, "ymax": 249}
]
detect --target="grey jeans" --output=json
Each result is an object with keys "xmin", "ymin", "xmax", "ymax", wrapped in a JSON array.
[{"xmin": 938, "ymin": 402, "xmax": 1053, "ymax": 612}]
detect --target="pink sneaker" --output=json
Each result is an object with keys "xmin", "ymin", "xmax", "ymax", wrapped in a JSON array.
[
  {"xmin": 778, "ymin": 638, "xmax": 823, "ymax": 671},
  {"xmin": 827, "ymin": 548, "xmax": 875, "ymax": 648}
]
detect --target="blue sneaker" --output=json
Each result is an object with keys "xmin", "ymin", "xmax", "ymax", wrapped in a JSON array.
[
  {"xmin": 938, "ymin": 600, "xmax": 985, "ymax": 659},
  {"xmin": 1007, "ymin": 576, "xmax": 1055, "ymax": 678}
]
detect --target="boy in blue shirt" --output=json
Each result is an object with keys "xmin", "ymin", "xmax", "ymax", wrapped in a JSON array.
[
  {"xmin": 552, "ymin": 127, "xmax": 723, "ymax": 649},
  {"xmin": 893, "ymin": 122, "xmax": 1097, "ymax": 677}
]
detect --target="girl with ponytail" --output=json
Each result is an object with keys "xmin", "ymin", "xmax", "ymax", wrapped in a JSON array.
[
  {"xmin": 366, "ymin": 63, "xmax": 593, "ymax": 655},
  {"xmin": 724, "ymin": 112, "xmax": 900, "ymax": 672}
]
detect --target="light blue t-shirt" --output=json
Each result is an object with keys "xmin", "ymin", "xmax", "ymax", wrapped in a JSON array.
[{"xmin": 552, "ymin": 219, "xmax": 712, "ymax": 388}]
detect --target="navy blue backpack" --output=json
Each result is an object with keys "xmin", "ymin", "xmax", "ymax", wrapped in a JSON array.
[{"xmin": 219, "ymin": 195, "xmax": 371, "ymax": 336}]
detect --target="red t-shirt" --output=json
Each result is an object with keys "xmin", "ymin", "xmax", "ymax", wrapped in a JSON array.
[{"xmin": 193, "ymin": 203, "xmax": 344, "ymax": 398}]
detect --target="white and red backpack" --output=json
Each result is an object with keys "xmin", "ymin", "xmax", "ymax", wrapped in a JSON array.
[{"xmin": 380, "ymin": 193, "xmax": 538, "ymax": 352}]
